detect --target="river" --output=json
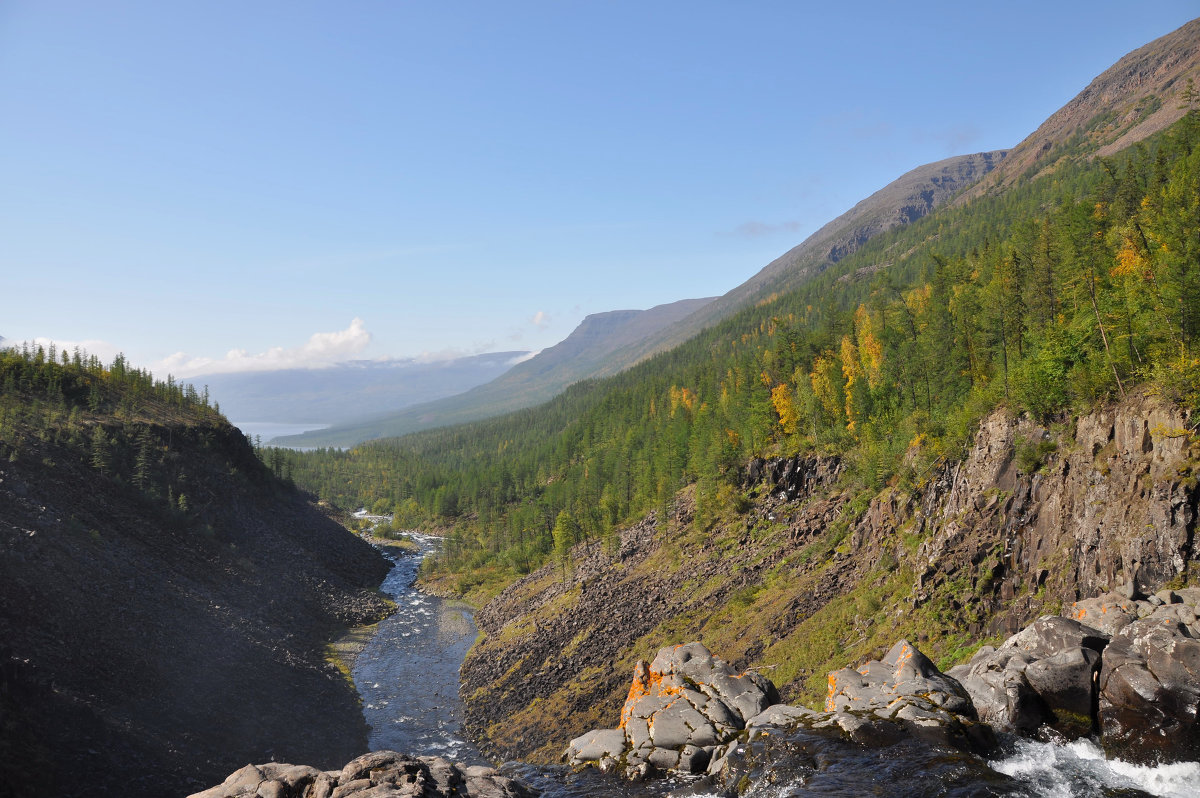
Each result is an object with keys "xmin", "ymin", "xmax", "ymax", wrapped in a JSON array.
[
  {"xmin": 354, "ymin": 527, "xmax": 1200, "ymax": 797},
  {"xmin": 351, "ymin": 531, "xmax": 485, "ymax": 766}
]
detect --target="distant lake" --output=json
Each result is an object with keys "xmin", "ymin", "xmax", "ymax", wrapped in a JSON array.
[{"xmin": 231, "ymin": 421, "xmax": 329, "ymax": 446}]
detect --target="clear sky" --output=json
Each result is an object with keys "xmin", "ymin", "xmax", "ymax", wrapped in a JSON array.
[{"xmin": 2, "ymin": 2, "xmax": 1197, "ymax": 377}]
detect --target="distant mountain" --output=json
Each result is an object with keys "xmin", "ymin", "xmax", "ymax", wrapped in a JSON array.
[
  {"xmin": 189, "ymin": 351, "xmax": 528, "ymax": 430},
  {"xmin": 275, "ymin": 297, "xmax": 715, "ymax": 447},
  {"xmin": 961, "ymin": 17, "xmax": 1200, "ymax": 200},
  {"xmin": 593, "ymin": 150, "xmax": 1006, "ymax": 376}
]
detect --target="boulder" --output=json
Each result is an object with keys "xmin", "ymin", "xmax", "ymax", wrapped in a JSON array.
[
  {"xmin": 1003, "ymin": 616, "xmax": 1108, "ymax": 659},
  {"xmin": 951, "ymin": 616, "xmax": 1107, "ymax": 737},
  {"xmin": 1099, "ymin": 616, "xmax": 1200, "ymax": 764},
  {"xmin": 945, "ymin": 612, "xmax": 1104, "ymax": 739},
  {"xmin": 566, "ymin": 642, "xmax": 777, "ymax": 776},
  {"xmin": 947, "ymin": 647, "xmax": 1049, "ymax": 732},
  {"xmin": 821, "ymin": 639, "xmax": 993, "ymax": 753},
  {"xmin": 1024, "ymin": 647, "xmax": 1101, "ymax": 720},
  {"xmin": 189, "ymin": 752, "xmax": 532, "ymax": 798}
]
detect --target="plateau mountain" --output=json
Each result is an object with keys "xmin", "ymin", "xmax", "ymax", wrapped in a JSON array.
[
  {"xmin": 189, "ymin": 351, "xmax": 528, "ymax": 439},
  {"xmin": 276, "ymin": 297, "xmax": 715, "ymax": 447}
]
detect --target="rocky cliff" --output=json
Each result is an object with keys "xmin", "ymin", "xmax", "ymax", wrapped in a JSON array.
[{"xmin": 457, "ymin": 391, "xmax": 1197, "ymax": 765}]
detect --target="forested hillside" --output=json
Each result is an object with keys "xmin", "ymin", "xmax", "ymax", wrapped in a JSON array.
[
  {"xmin": 0, "ymin": 346, "xmax": 391, "ymax": 796},
  {"xmin": 284, "ymin": 105, "xmax": 1200, "ymax": 599}
]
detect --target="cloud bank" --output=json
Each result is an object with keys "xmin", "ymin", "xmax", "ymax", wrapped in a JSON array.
[{"xmin": 159, "ymin": 318, "xmax": 372, "ymax": 378}]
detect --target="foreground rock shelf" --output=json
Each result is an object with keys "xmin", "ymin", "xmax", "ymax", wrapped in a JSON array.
[
  {"xmin": 569, "ymin": 587, "xmax": 1200, "ymax": 779},
  {"xmin": 195, "ymin": 587, "xmax": 1200, "ymax": 795},
  {"xmin": 567, "ymin": 639, "xmax": 995, "ymax": 779},
  {"xmin": 189, "ymin": 751, "xmax": 532, "ymax": 798}
]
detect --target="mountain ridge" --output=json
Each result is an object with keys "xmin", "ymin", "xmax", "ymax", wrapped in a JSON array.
[
  {"xmin": 960, "ymin": 16, "xmax": 1200, "ymax": 200},
  {"xmin": 190, "ymin": 351, "xmax": 528, "ymax": 429},
  {"xmin": 595, "ymin": 150, "xmax": 1008, "ymax": 376},
  {"xmin": 275, "ymin": 297, "xmax": 715, "ymax": 447}
]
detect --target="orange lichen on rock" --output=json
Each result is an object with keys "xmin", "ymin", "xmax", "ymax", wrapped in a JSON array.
[
  {"xmin": 825, "ymin": 672, "xmax": 838, "ymax": 712},
  {"xmin": 618, "ymin": 661, "xmax": 685, "ymax": 728}
]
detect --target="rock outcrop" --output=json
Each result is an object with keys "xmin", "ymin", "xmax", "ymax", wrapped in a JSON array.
[
  {"xmin": 566, "ymin": 642, "xmax": 776, "ymax": 777},
  {"xmin": 820, "ymin": 639, "xmax": 994, "ymax": 753},
  {"xmin": 948, "ymin": 616, "xmax": 1108, "ymax": 737},
  {"xmin": 567, "ymin": 640, "xmax": 992, "ymax": 778},
  {"xmin": 947, "ymin": 590, "xmax": 1200, "ymax": 764},
  {"xmin": 190, "ymin": 752, "xmax": 532, "ymax": 798}
]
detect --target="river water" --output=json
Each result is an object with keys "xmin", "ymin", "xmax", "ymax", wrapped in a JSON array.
[
  {"xmin": 354, "ymin": 529, "xmax": 1200, "ymax": 797},
  {"xmin": 352, "ymin": 531, "xmax": 485, "ymax": 766}
]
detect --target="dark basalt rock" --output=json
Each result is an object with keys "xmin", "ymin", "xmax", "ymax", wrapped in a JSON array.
[
  {"xmin": 742, "ymin": 455, "xmax": 842, "ymax": 500},
  {"xmin": 1099, "ymin": 616, "xmax": 1200, "ymax": 764},
  {"xmin": 189, "ymin": 752, "xmax": 533, "ymax": 798},
  {"xmin": 948, "ymin": 594, "xmax": 1200, "ymax": 764},
  {"xmin": 949, "ymin": 616, "xmax": 1108, "ymax": 738}
]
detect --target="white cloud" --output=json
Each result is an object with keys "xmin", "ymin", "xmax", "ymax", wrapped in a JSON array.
[
  {"xmin": 531, "ymin": 311, "xmax": 550, "ymax": 328},
  {"xmin": 159, "ymin": 318, "xmax": 372, "ymax": 378},
  {"xmin": 507, "ymin": 350, "xmax": 540, "ymax": 365}
]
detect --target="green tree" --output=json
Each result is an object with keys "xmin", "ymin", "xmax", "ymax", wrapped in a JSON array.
[{"xmin": 552, "ymin": 509, "xmax": 577, "ymax": 577}]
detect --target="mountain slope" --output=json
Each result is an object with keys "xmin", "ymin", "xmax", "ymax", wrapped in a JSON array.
[
  {"xmin": 190, "ymin": 351, "xmax": 527, "ymax": 429},
  {"xmin": 277, "ymin": 297, "xmax": 714, "ymax": 447},
  {"xmin": 0, "ymin": 349, "xmax": 392, "ymax": 797},
  {"xmin": 279, "ymin": 149, "xmax": 1008, "ymax": 448},
  {"xmin": 961, "ymin": 16, "xmax": 1200, "ymax": 200},
  {"xmin": 457, "ymin": 394, "xmax": 1199, "ymax": 764},
  {"xmin": 593, "ymin": 150, "xmax": 1006, "ymax": 377},
  {"xmin": 286, "ymin": 18, "xmax": 1200, "ymax": 609}
]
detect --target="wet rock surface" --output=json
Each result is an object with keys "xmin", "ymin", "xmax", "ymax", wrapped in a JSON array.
[
  {"xmin": 949, "ymin": 616, "xmax": 1108, "ymax": 737},
  {"xmin": 1096, "ymin": 605, "xmax": 1200, "ymax": 763},
  {"xmin": 946, "ymin": 592, "xmax": 1200, "ymax": 764},
  {"xmin": 190, "ymin": 751, "xmax": 533, "ymax": 798}
]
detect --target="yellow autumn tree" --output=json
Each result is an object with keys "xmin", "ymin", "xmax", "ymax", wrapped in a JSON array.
[
  {"xmin": 810, "ymin": 351, "xmax": 842, "ymax": 423},
  {"xmin": 854, "ymin": 304, "xmax": 884, "ymax": 390},
  {"xmin": 840, "ymin": 335, "xmax": 864, "ymax": 430},
  {"xmin": 770, "ymin": 383, "xmax": 799, "ymax": 436}
]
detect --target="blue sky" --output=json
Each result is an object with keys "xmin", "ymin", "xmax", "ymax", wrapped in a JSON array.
[{"xmin": 2, "ymin": 2, "xmax": 1197, "ymax": 377}]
